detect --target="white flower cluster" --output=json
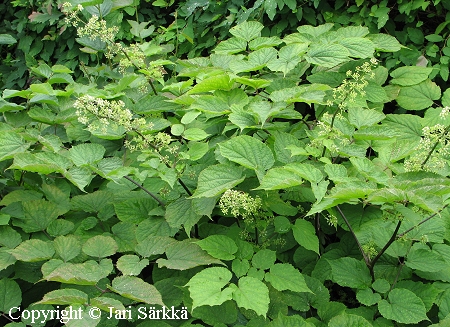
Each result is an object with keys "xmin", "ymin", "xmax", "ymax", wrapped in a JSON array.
[{"xmin": 219, "ymin": 189, "xmax": 262, "ymax": 222}]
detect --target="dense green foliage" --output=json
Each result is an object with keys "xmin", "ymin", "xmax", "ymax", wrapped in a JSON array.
[{"xmin": 1, "ymin": 0, "xmax": 450, "ymax": 326}]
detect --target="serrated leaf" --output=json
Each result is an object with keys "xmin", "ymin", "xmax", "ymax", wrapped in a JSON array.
[
  {"xmin": 267, "ymin": 43, "xmax": 308, "ymax": 76},
  {"xmin": 186, "ymin": 267, "xmax": 234, "ymax": 309},
  {"xmin": 90, "ymin": 296, "xmax": 125, "ymax": 313},
  {"xmin": 367, "ymin": 33, "xmax": 402, "ymax": 52},
  {"xmin": 42, "ymin": 259, "xmax": 112, "ymax": 285},
  {"xmin": 255, "ymin": 167, "xmax": 303, "ymax": 190},
  {"xmin": 328, "ymin": 257, "xmax": 372, "ymax": 289},
  {"xmin": 292, "ymin": 219, "xmax": 320, "ymax": 254},
  {"xmin": 378, "ymin": 288, "xmax": 427, "ymax": 324},
  {"xmin": 284, "ymin": 162, "xmax": 323, "ymax": 184},
  {"xmin": 116, "ymin": 255, "xmax": 149, "ymax": 276},
  {"xmin": 356, "ymin": 288, "xmax": 382, "ymax": 306},
  {"xmin": 188, "ymin": 75, "xmax": 234, "ymax": 94},
  {"xmin": 64, "ymin": 166, "xmax": 94, "ymax": 191},
  {"xmin": 405, "ymin": 244, "xmax": 447, "ymax": 272},
  {"xmin": 135, "ymin": 236, "xmax": 176, "ymax": 257},
  {"xmin": 0, "ymin": 279, "xmax": 21, "ymax": 312},
  {"xmin": 114, "ymin": 198, "xmax": 156, "ymax": 224},
  {"xmin": 329, "ymin": 313, "xmax": 373, "ymax": 327},
  {"xmin": 38, "ymin": 289, "xmax": 88, "ymax": 305},
  {"xmin": 156, "ymin": 240, "xmax": 224, "ymax": 270},
  {"xmin": 219, "ymin": 135, "xmax": 274, "ymax": 180},
  {"xmin": 0, "ymin": 34, "xmax": 17, "ymax": 45},
  {"xmin": 390, "ymin": 66, "xmax": 433, "ymax": 86},
  {"xmin": 165, "ymin": 197, "xmax": 202, "ymax": 235},
  {"xmin": 110, "ymin": 276, "xmax": 164, "ymax": 306},
  {"xmin": 54, "ymin": 235, "xmax": 81, "ymax": 262},
  {"xmin": 338, "ymin": 37, "xmax": 375, "ymax": 58},
  {"xmin": 11, "ymin": 239, "xmax": 55, "ymax": 262},
  {"xmin": 0, "ymin": 251, "xmax": 16, "ymax": 270},
  {"xmin": 231, "ymin": 276, "xmax": 269, "ymax": 317},
  {"xmin": 252, "ymin": 249, "xmax": 276, "ymax": 270},
  {"xmin": 396, "ymin": 79, "xmax": 441, "ymax": 110},
  {"xmin": 0, "ymin": 133, "xmax": 30, "ymax": 161},
  {"xmin": 183, "ymin": 127, "xmax": 210, "ymax": 141},
  {"xmin": 195, "ymin": 235, "xmax": 238, "ymax": 261},
  {"xmin": 348, "ymin": 107, "xmax": 386, "ymax": 129},
  {"xmin": 192, "ymin": 164, "xmax": 245, "ymax": 198},
  {"xmin": 82, "ymin": 235, "xmax": 118, "ymax": 258},
  {"xmin": 230, "ymin": 21, "xmax": 263, "ymax": 42},
  {"xmin": 305, "ymin": 44, "xmax": 349, "ymax": 68},
  {"xmin": 69, "ymin": 143, "xmax": 106, "ymax": 166},
  {"xmin": 214, "ymin": 37, "xmax": 247, "ymax": 54},
  {"xmin": 265, "ymin": 263, "xmax": 311, "ymax": 293}
]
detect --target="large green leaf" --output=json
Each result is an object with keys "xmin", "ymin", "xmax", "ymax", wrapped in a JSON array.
[
  {"xmin": 329, "ymin": 313, "xmax": 373, "ymax": 327},
  {"xmin": 37, "ymin": 289, "xmax": 88, "ymax": 305},
  {"xmin": 69, "ymin": 143, "xmax": 106, "ymax": 166},
  {"xmin": 219, "ymin": 135, "xmax": 274, "ymax": 180},
  {"xmin": 156, "ymin": 240, "xmax": 224, "ymax": 270},
  {"xmin": 255, "ymin": 167, "xmax": 303, "ymax": 190},
  {"xmin": 114, "ymin": 198, "xmax": 156, "ymax": 224},
  {"xmin": 265, "ymin": 263, "xmax": 311, "ymax": 293},
  {"xmin": 186, "ymin": 267, "xmax": 234, "ymax": 309},
  {"xmin": 116, "ymin": 255, "xmax": 149, "ymax": 276},
  {"xmin": 11, "ymin": 239, "xmax": 55, "ymax": 262},
  {"xmin": 348, "ymin": 107, "xmax": 386, "ymax": 129},
  {"xmin": 230, "ymin": 276, "xmax": 269, "ymax": 317},
  {"xmin": 0, "ymin": 278, "xmax": 22, "ymax": 312},
  {"xmin": 367, "ymin": 33, "xmax": 402, "ymax": 52},
  {"xmin": 191, "ymin": 164, "xmax": 245, "ymax": 198},
  {"xmin": 230, "ymin": 21, "xmax": 263, "ymax": 42},
  {"xmin": 42, "ymin": 259, "xmax": 112, "ymax": 285},
  {"xmin": 0, "ymin": 133, "xmax": 30, "ymax": 161},
  {"xmin": 195, "ymin": 235, "xmax": 238, "ymax": 261},
  {"xmin": 328, "ymin": 257, "xmax": 372, "ymax": 289},
  {"xmin": 378, "ymin": 288, "xmax": 427, "ymax": 324},
  {"xmin": 53, "ymin": 235, "xmax": 81, "ymax": 262},
  {"xmin": 305, "ymin": 44, "xmax": 349, "ymax": 68},
  {"xmin": 15, "ymin": 199, "xmax": 67, "ymax": 233},
  {"xmin": 267, "ymin": 44, "xmax": 308, "ymax": 76},
  {"xmin": 82, "ymin": 235, "xmax": 118, "ymax": 258},
  {"xmin": 135, "ymin": 235, "xmax": 176, "ymax": 257},
  {"xmin": 338, "ymin": 37, "xmax": 375, "ymax": 58},
  {"xmin": 396, "ymin": 79, "xmax": 441, "ymax": 110},
  {"xmin": 405, "ymin": 244, "xmax": 447, "ymax": 272},
  {"xmin": 165, "ymin": 197, "xmax": 202, "ymax": 235},
  {"xmin": 110, "ymin": 276, "xmax": 164, "ymax": 306},
  {"xmin": 292, "ymin": 219, "xmax": 320, "ymax": 255},
  {"xmin": 390, "ymin": 66, "xmax": 433, "ymax": 86}
]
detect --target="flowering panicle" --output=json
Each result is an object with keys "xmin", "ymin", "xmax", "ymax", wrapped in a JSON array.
[
  {"xmin": 404, "ymin": 109, "xmax": 450, "ymax": 174},
  {"xmin": 219, "ymin": 190, "xmax": 262, "ymax": 222}
]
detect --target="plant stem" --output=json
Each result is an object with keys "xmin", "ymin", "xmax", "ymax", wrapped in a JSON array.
[
  {"xmin": 336, "ymin": 206, "xmax": 370, "ymax": 265},
  {"xmin": 421, "ymin": 124, "xmax": 450, "ymax": 168},
  {"xmin": 124, "ymin": 175, "xmax": 165, "ymax": 207},
  {"xmin": 397, "ymin": 204, "xmax": 448, "ymax": 238}
]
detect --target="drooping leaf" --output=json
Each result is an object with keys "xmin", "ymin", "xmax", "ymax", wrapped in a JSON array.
[
  {"xmin": 186, "ymin": 267, "xmax": 234, "ymax": 309},
  {"xmin": 378, "ymin": 288, "xmax": 427, "ymax": 324},
  {"xmin": 195, "ymin": 235, "xmax": 238, "ymax": 261},
  {"xmin": 219, "ymin": 135, "xmax": 274, "ymax": 180},
  {"xmin": 292, "ymin": 219, "xmax": 320, "ymax": 254},
  {"xmin": 265, "ymin": 263, "xmax": 312, "ymax": 293},
  {"xmin": 156, "ymin": 240, "xmax": 224, "ymax": 270},
  {"xmin": 230, "ymin": 276, "xmax": 269, "ymax": 317},
  {"xmin": 110, "ymin": 276, "xmax": 164, "ymax": 306},
  {"xmin": 37, "ymin": 289, "xmax": 88, "ymax": 305}
]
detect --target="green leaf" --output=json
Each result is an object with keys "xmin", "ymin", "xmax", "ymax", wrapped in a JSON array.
[
  {"xmin": 15, "ymin": 199, "xmax": 66, "ymax": 233},
  {"xmin": 188, "ymin": 75, "xmax": 234, "ymax": 94},
  {"xmin": 37, "ymin": 289, "xmax": 88, "ymax": 305},
  {"xmin": 292, "ymin": 219, "xmax": 320, "ymax": 254},
  {"xmin": 329, "ymin": 313, "xmax": 373, "ymax": 327},
  {"xmin": 328, "ymin": 257, "xmax": 372, "ymax": 289},
  {"xmin": 116, "ymin": 255, "xmax": 149, "ymax": 276},
  {"xmin": 219, "ymin": 135, "xmax": 274, "ymax": 180},
  {"xmin": 183, "ymin": 127, "xmax": 210, "ymax": 141},
  {"xmin": 338, "ymin": 37, "xmax": 375, "ymax": 58},
  {"xmin": 378, "ymin": 288, "xmax": 427, "ymax": 324},
  {"xmin": 64, "ymin": 166, "xmax": 94, "ymax": 191},
  {"xmin": 396, "ymin": 79, "xmax": 441, "ymax": 110},
  {"xmin": 214, "ymin": 37, "xmax": 248, "ymax": 54},
  {"xmin": 265, "ymin": 263, "xmax": 311, "ymax": 293},
  {"xmin": 264, "ymin": 0, "xmax": 277, "ymax": 20},
  {"xmin": 390, "ymin": 66, "xmax": 433, "ymax": 86},
  {"xmin": 0, "ymin": 98, "xmax": 25, "ymax": 112},
  {"xmin": 135, "ymin": 236, "xmax": 176, "ymax": 257},
  {"xmin": 165, "ymin": 197, "xmax": 202, "ymax": 235},
  {"xmin": 0, "ymin": 133, "xmax": 30, "ymax": 161},
  {"xmin": 367, "ymin": 33, "xmax": 402, "ymax": 52},
  {"xmin": 0, "ymin": 34, "xmax": 17, "ymax": 45},
  {"xmin": 0, "ymin": 279, "xmax": 22, "ymax": 312},
  {"xmin": 110, "ymin": 276, "xmax": 164, "ymax": 306},
  {"xmin": 0, "ymin": 251, "xmax": 16, "ymax": 270},
  {"xmin": 11, "ymin": 239, "xmax": 55, "ymax": 262},
  {"xmin": 54, "ymin": 235, "xmax": 81, "ymax": 262},
  {"xmin": 230, "ymin": 21, "xmax": 263, "ymax": 42},
  {"xmin": 231, "ymin": 276, "xmax": 269, "ymax": 317},
  {"xmin": 196, "ymin": 235, "xmax": 238, "ymax": 261},
  {"xmin": 114, "ymin": 198, "xmax": 156, "ymax": 224},
  {"xmin": 82, "ymin": 235, "xmax": 118, "ymax": 258},
  {"xmin": 192, "ymin": 164, "xmax": 245, "ymax": 198},
  {"xmin": 348, "ymin": 107, "xmax": 386, "ymax": 129},
  {"xmin": 356, "ymin": 288, "xmax": 381, "ymax": 306},
  {"xmin": 284, "ymin": 162, "xmax": 323, "ymax": 183},
  {"xmin": 229, "ymin": 47, "xmax": 278, "ymax": 73},
  {"xmin": 405, "ymin": 244, "xmax": 447, "ymax": 272},
  {"xmin": 267, "ymin": 44, "xmax": 308, "ymax": 76},
  {"xmin": 186, "ymin": 267, "xmax": 234, "ymax": 309},
  {"xmin": 252, "ymin": 249, "xmax": 276, "ymax": 270},
  {"xmin": 255, "ymin": 167, "xmax": 303, "ymax": 190},
  {"xmin": 42, "ymin": 259, "xmax": 112, "ymax": 285},
  {"xmin": 69, "ymin": 143, "xmax": 106, "ymax": 166},
  {"xmin": 90, "ymin": 296, "xmax": 125, "ymax": 313},
  {"xmin": 305, "ymin": 44, "xmax": 349, "ymax": 68},
  {"xmin": 156, "ymin": 240, "xmax": 224, "ymax": 270},
  {"xmin": 372, "ymin": 279, "xmax": 390, "ymax": 293}
]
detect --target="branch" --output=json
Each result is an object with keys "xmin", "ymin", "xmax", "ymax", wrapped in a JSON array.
[
  {"xmin": 370, "ymin": 220, "xmax": 402, "ymax": 269},
  {"xmin": 336, "ymin": 205, "xmax": 370, "ymax": 265},
  {"xmin": 397, "ymin": 204, "xmax": 448, "ymax": 238},
  {"xmin": 123, "ymin": 176, "xmax": 165, "ymax": 207}
]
